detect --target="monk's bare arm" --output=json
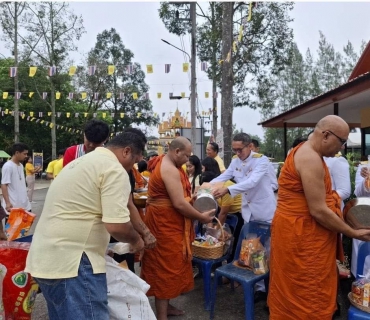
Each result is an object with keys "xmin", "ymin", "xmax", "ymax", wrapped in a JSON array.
[
  {"xmin": 295, "ymin": 147, "xmax": 370, "ymax": 240},
  {"xmin": 161, "ymin": 159, "xmax": 214, "ymax": 223}
]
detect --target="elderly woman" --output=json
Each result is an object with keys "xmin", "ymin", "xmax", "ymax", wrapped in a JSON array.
[{"xmin": 206, "ymin": 142, "xmax": 225, "ymax": 173}]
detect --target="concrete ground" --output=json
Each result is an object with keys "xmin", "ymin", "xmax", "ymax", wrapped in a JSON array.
[{"xmin": 24, "ymin": 182, "xmax": 350, "ymax": 320}]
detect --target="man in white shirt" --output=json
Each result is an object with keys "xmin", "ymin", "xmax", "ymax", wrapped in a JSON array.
[{"xmin": 1, "ymin": 143, "xmax": 31, "ymax": 212}]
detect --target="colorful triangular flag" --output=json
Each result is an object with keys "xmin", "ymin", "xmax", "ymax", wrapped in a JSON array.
[
  {"xmin": 69, "ymin": 66, "xmax": 76, "ymax": 76},
  {"xmin": 15, "ymin": 92, "xmax": 21, "ymax": 100},
  {"xmin": 68, "ymin": 92, "xmax": 74, "ymax": 100},
  {"xmin": 183, "ymin": 63, "xmax": 189, "ymax": 72},
  {"xmin": 81, "ymin": 92, "xmax": 87, "ymax": 99},
  {"xmin": 205, "ymin": 92, "xmax": 209, "ymax": 98},
  {"xmin": 144, "ymin": 92, "xmax": 149, "ymax": 99},
  {"xmin": 201, "ymin": 62, "xmax": 208, "ymax": 72},
  {"xmin": 132, "ymin": 92, "xmax": 138, "ymax": 100},
  {"xmin": 119, "ymin": 92, "xmax": 124, "ymax": 99},
  {"xmin": 94, "ymin": 92, "xmax": 99, "ymax": 100},
  {"xmin": 42, "ymin": 92, "xmax": 47, "ymax": 99},
  {"xmin": 107, "ymin": 65, "xmax": 115, "ymax": 75},
  {"xmin": 126, "ymin": 65, "xmax": 133, "ymax": 74},
  {"xmin": 106, "ymin": 92, "xmax": 112, "ymax": 99},
  {"xmin": 56, "ymin": 92, "xmax": 61, "ymax": 100},
  {"xmin": 165, "ymin": 64, "xmax": 171, "ymax": 74},
  {"xmin": 88, "ymin": 65, "xmax": 96, "ymax": 76},
  {"xmin": 29, "ymin": 67, "xmax": 37, "ymax": 77},
  {"xmin": 48, "ymin": 66, "xmax": 56, "ymax": 76},
  {"xmin": 169, "ymin": 92, "xmax": 173, "ymax": 98},
  {"xmin": 29, "ymin": 92, "xmax": 34, "ymax": 98},
  {"xmin": 146, "ymin": 65, "xmax": 153, "ymax": 74},
  {"xmin": 181, "ymin": 92, "xmax": 185, "ymax": 98},
  {"xmin": 9, "ymin": 67, "xmax": 17, "ymax": 77},
  {"xmin": 157, "ymin": 93, "xmax": 162, "ymax": 99},
  {"xmin": 2, "ymin": 92, "xmax": 8, "ymax": 99}
]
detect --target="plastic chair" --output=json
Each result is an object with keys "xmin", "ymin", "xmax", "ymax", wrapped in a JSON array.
[
  {"xmin": 348, "ymin": 242, "xmax": 370, "ymax": 319},
  {"xmin": 210, "ymin": 221, "xmax": 271, "ymax": 320},
  {"xmin": 192, "ymin": 214, "xmax": 239, "ymax": 310}
]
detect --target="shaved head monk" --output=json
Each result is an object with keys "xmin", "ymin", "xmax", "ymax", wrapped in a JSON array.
[
  {"xmin": 268, "ymin": 115, "xmax": 370, "ymax": 319},
  {"xmin": 141, "ymin": 137, "xmax": 215, "ymax": 320}
]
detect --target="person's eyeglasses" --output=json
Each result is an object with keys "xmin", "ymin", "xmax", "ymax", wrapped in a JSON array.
[
  {"xmin": 323, "ymin": 130, "xmax": 347, "ymax": 146},
  {"xmin": 232, "ymin": 146, "xmax": 248, "ymax": 154}
]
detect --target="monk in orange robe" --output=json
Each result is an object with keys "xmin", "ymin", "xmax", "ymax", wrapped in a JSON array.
[
  {"xmin": 268, "ymin": 115, "xmax": 370, "ymax": 320},
  {"xmin": 141, "ymin": 137, "xmax": 215, "ymax": 320}
]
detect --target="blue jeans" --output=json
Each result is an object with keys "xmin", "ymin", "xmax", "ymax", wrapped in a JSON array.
[{"xmin": 34, "ymin": 253, "xmax": 109, "ymax": 320}]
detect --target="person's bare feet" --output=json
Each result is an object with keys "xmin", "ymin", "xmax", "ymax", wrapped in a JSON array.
[{"xmin": 167, "ymin": 304, "xmax": 185, "ymax": 316}]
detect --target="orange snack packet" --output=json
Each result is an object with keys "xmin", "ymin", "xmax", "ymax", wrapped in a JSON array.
[{"xmin": 4, "ymin": 208, "xmax": 36, "ymax": 241}]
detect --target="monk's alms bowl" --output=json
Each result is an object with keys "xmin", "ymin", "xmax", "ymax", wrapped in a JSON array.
[{"xmin": 344, "ymin": 198, "xmax": 370, "ymax": 229}]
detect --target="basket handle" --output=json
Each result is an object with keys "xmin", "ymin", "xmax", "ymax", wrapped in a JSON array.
[{"xmin": 214, "ymin": 217, "xmax": 225, "ymax": 241}]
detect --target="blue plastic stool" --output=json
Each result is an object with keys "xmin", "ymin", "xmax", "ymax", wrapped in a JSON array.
[
  {"xmin": 192, "ymin": 214, "xmax": 239, "ymax": 310},
  {"xmin": 210, "ymin": 221, "xmax": 271, "ymax": 320}
]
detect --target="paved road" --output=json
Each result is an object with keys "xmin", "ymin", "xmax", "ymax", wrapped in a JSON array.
[{"xmin": 27, "ymin": 187, "xmax": 350, "ymax": 320}]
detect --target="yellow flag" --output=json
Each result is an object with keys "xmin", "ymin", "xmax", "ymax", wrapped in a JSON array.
[
  {"xmin": 146, "ymin": 65, "xmax": 153, "ymax": 73},
  {"xmin": 102, "ymin": 113, "xmax": 106, "ymax": 118},
  {"xmin": 132, "ymin": 92, "xmax": 138, "ymax": 100},
  {"xmin": 137, "ymin": 112, "xmax": 141, "ymax": 118},
  {"xmin": 66, "ymin": 112, "xmax": 70, "ymax": 118},
  {"xmin": 49, "ymin": 123, "xmax": 54, "ymax": 128},
  {"xmin": 56, "ymin": 92, "xmax": 61, "ymax": 100},
  {"xmin": 30, "ymin": 112, "xmax": 34, "ymax": 117},
  {"xmin": 69, "ymin": 66, "xmax": 76, "ymax": 76},
  {"xmin": 68, "ymin": 128, "xmax": 71, "ymax": 132},
  {"xmin": 110, "ymin": 133, "xmax": 114, "ymax": 137},
  {"xmin": 183, "ymin": 63, "xmax": 189, "ymax": 72},
  {"xmin": 3, "ymin": 92, "xmax": 8, "ymax": 99},
  {"xmin": 107, "ymin": 65, "xmax": 115, "ymax": 75},
  {"xmin": 5, "ymin": 109, "xmax": 8, "ymax": 114},
  {"xmin": 81, "ymin": 92, "xmax": 87, "ymax": 99},
  {"xmin": 21, "ymin": 114, "xmax": 25, "ymax": 119},
  {"xmin": 157, "ymin": 93, "xmax": 161, "ymax": 99},
  {"xmin": 29, "ymin": 92, "xmax": 34, "ymax": 98},
  {"xmin": 106, "ymin": 92, "xmax": 112, "ymax": 99},
  {"xmin": 61, "ymin": 126, "xmax": 64, "ymax": 129},
  {"xmin": 181, "ymin": 92, "xmax": 185, "ymax": 98},
  {"xmin": 233, "ymin": 41, "xmax": 237, "ymax": 53},
  {"xmin": 120, "ymin": 113, "xmax": 124, "ymax": 118},
  {"xmin": 205, "ymin": 92, "xmax": 209, "ymax": 98},
  {"xmin": 29, "ymin": 66, "xmax": 37, "ymax": 77},
  {"xmin": 48, "ymin": 112, "xmax": 52, "ymax": 116},
  {"xmin": 247, "ymin": 2, "xmax": 252, "ymax": 21},
  {"xmin": 84, "ymin": 112, "xmax": 88, "ymax": 118},
  {"xmin": 238, "ymin": 25, "xmax": 243, "ymax": 42},
  {"xmin": 41, "ymin": 120, "xmax": 44, "ymax": 124}
]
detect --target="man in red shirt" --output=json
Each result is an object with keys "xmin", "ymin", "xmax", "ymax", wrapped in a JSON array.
[{"xmin": 63, "ymin": 119, "xmax": 110, "ymax": 167}]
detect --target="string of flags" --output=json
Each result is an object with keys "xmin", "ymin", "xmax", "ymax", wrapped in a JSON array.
[
  {"xmin": 1, "ymin": 91, "xmax": 219, "ymax": 100},
  {"xmin": 0, "ymin": 107, "xmax": 159, "ymax": 121},
  {"xmin": 5, "ymin": 62, "xmax": 210, "ymax": 78},
  {"xmin": 0, "ymin": 111, "xmax": 136, "ymax": 138}
]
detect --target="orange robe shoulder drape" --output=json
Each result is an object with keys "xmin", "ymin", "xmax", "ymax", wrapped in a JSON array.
[
  {"xmin": 268, "ymin": 143, "xmax": 343, "ymax": 320},
  {"xmin": 140, "ymin": 155, "xmax": 194, "ymax": 299}
]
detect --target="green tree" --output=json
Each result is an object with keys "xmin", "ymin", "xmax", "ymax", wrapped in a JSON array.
[
  {"xmin": 74, "ymin": 28, "xmax": 159, "ymax": 133},
  {"xmin": 18, "ymin": 2, "xmax": 85, "ymax": 158}
]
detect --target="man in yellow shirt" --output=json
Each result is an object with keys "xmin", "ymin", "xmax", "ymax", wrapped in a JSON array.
[
  {"xmin": 25, "ymin": 132, "xmax": 145, "ymax": 320},
  {"xmin": 45, "ymin": 149, "xmax": 65, "ymax": 180}
]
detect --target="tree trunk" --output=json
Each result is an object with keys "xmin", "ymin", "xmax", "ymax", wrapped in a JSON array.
[
  {"xmin": 50, "ymin": 82, "xmax": 56, "ymax": 159},
  {"xmin": 212, "ymin": 78, "xmax": 217, "ymax": 138},
  {"xmin": 221, "ymin": 2, "xmax": 234, "ymax": 167},
  {"xmin": 13, "ymin": 2, "xmax": 19, "ymax": 143}
]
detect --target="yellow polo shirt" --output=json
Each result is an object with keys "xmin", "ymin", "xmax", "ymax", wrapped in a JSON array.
[
  {"xmin": 214, "ymin": 155, "xmax": 226, "ymax": 172},
  {"xmin": 217, "ymin": 180, "xmax": 241, "ymax": 214},
  {"xmin": 53, "ymin": 158, "xmax": 63, "ymax": 178},
  {"xmin": 25, "ymin": 147, "xmax": 131, "ymax": 279}
]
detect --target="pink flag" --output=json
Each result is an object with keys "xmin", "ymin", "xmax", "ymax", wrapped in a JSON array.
[
  {"xmin": 9, "ymin": 67, "xmax": 17, "ymax": 77},
  {"xmin": 88, "ymin": 66, "xmax": 96, "ymax": 76},
  {"xmin": 48, "ymin": 66, "xmax": 56, "ymax": 76}
]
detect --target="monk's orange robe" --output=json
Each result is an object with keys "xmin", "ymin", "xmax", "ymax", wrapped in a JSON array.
[
  {"xmin": 141, "ymin": 155, "xmax": 194, "ymax": 299},
  {"xmin": 268, "ymin": 144, "xmax": 343, "ymax": 320},
  {"xmin": 132, "ymin": 166, "xmax": 145, "ymax": 189}
]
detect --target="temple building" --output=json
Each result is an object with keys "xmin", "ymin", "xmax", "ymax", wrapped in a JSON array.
[{"xmin": 147, "ymin": 108, "xmax": 191, "ymax": 155}]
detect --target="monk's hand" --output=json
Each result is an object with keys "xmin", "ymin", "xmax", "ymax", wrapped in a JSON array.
[
  {"xmin": 360, "ymin": 167, "xmax": 369, "ymax": 179},
  {"xmin": 143, "ymin": 231, "xmax": 157, "ymax": 249},
  {"xmin": 212, "ymin": 187, "xmax": 229, "ymax": 199},
  {"xmin": 354, "ymin": 229, "xmax": 370, "ymax": 242},
  {"xmin": 129, "ymin": 237, "xmax": 145, "ymax": 254},
  {"xmin": 199, "ymin": 209, "xmax": 216, "ymax": 224}
]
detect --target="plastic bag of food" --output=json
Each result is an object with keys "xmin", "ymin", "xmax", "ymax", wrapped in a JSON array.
[
  {"xmin": 0, "ymin": 263, "xmax": 7, "ymax": 319},
  {"xmin": 4, "ymin": 208, "xmax": 36, "ymax": 241},
  {"xmin": 0, "ymin": 241, "xmax": 38, "ymax": 319},
  {"xmin": 251, "ymin": 250, "xmax": 269, "ymax": 275},
  {"xmin": 238, "ymin": 234, "xmax": 264, "ymax": 268}
]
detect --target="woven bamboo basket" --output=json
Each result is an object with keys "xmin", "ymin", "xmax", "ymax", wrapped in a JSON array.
[
  {"xmin": 192, "ymin": 218, "xmax": 225, "ymax": 259},
  {"xmin": 348, "ymin": 292, "xmax": 370, "ymax": 313}
]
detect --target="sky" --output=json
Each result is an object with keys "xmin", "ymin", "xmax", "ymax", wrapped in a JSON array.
[{"xmin": 4, "ymin": 2, "xmax": 370, "ymax": 139}]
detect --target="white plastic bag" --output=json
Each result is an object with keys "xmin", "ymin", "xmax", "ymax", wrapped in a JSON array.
[{"xmin": 105, "ymin": 256, "xmax": 156, "ymax": 320}]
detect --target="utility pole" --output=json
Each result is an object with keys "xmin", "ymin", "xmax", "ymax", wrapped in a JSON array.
[
  {"xmin": 190, "ymin": 2, "xmax": 197, "ymax": 153},
  {"xmin": 13, "ymin": 2, "xmax": 20, "ymax": 143}
]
